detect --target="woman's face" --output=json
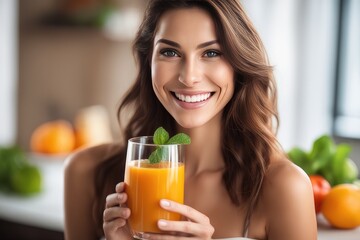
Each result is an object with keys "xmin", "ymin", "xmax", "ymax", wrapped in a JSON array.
[{"xmin": 151, "ymin": 7, "xmax": 234, "ymax": 129}]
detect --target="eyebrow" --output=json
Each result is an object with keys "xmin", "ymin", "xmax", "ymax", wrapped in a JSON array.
[{"xmin": 156, "ymin": 39, "xmax": 219, "ymax": 49}]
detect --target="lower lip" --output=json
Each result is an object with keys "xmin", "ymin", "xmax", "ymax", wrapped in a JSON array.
[{"xmin": 174, "ymin": 96, "xmax": 211, "ymax": 109}]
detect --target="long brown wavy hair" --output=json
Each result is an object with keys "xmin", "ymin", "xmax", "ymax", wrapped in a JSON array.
[{"xmin": 93, "ymin": 0, "xmax": 282, "ymax": 237}]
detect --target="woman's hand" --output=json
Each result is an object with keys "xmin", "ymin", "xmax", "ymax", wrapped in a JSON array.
[
  {"xmin": 103, "ymin": 182, "xmax": 132, "ymax": 240},
  {"xmin": 147, "ymin": 199, "xmax": 215, "ymax": 239}
]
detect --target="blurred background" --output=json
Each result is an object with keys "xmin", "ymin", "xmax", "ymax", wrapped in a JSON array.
[
  {"xmin": 2, "ymin": 0, "xmax": 145, "ymax": 149},
  {"xmin": 0, "ymin": 0, "xmax": 359, "ymax": 239}
]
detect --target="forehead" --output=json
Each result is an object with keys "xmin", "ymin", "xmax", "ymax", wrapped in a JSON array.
[{"xmin": 154, "ymin": 7, "xmax": 217, "ymax": 44}]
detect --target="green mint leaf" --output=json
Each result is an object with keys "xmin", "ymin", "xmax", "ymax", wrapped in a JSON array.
[
  {"xmin": 159, "ymin": 147, "xmax": 169, "ymax": 159},
  {"xmin": 148, "ymin": 127, "xmax": 191, "ymax": 164},
  {"xmin": 167, "ymin": 133, "xmax": 191, "ymax": 145},
  {"xmin": 148, "ymin": 147, "xmax": 169, "ymax": 164},
  {"xmin": 149, "ymin": 147, "xmax": 161, "ymax": 164},
  {"xmin": 153, "ymin": 127, "xmax": 169, "ymax": 145}
]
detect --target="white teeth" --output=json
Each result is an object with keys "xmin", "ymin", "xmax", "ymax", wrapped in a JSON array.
[{"xmin": 174, "ymin": 93, "xmax": 211, "ymax": 103}]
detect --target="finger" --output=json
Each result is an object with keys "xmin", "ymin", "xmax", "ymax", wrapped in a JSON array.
[
  {"xmin": 116, "ymin": 182, "xmax": 126, "ymax": 193},
  {"xmin": 160, "ymin": 199, "xmax": 210, "ymax": 224},
  {"xmin": 106, "ymin": 193, "xmax": 120, "ymax": 208},
  {"xmin": 103, "ymin": 206, "xmax": 131, "ymax": 222},
  {"xmin": 105, "ymin": 192, "xmax": 128, "ymax": 208},
  {"xmin": 103, "ymin": 217, "xmax": 127, "ymax": 234}
]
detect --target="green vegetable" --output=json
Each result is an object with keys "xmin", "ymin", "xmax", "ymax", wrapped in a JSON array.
[
  {"xmin": 0, "ymin": 146, "xmax": 26, "ymax": 192},
  {"xmin": 11, "ymin": 164, "xmax": 42, "ymax": 196},
  {"xmin": 287, "ymin": 135, "xmax": 359, "ymax": 186},
  {"xmin": 148, "ymin": 127, "xmax": 191, "ymax": 164},
  {"xmin": 0, "ymin": 145, "xmax": 42, "ymax": 196}
]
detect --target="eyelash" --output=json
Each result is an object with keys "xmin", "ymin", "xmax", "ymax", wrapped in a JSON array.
[
  {"xmin": 203, "ymin": 50, "xmax": 222, "ymax": 58},
  {"xmin": 160, "ymin": 49, "xmax": 180, "ymax": 57},
  {"xmin": 159, "ymin": 49, "xmax": 222, "ymax": 58}
]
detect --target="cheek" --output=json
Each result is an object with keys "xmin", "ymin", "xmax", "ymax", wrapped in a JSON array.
[
  {"xmin": 209, "ymin": 63, "xmax": 234, "ymax": 89},
  {"xmin": 151, "ymin": 61, "xmax": 176, "ymax": 88}
]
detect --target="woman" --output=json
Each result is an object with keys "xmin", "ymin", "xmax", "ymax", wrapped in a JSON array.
[{"xmin": 64, "ymin": 0, "xmax": 317, "ymax": 239}]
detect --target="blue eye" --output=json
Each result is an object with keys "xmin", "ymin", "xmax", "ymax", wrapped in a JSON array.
[
  {"xmin": 204, "ymin": 50, "xmax": 221, "ymax": 58},
  {"xmin": 160, "ymin": 49, "xmax": 179, "ymax": 57}
]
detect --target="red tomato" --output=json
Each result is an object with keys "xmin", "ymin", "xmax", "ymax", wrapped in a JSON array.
[{"xmin": 309, "ymin": 175, "xmax": 331, "ymax": 214}]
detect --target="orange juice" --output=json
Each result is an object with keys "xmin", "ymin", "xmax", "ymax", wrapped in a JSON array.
[{"xmin": 125, "ymin": 160, "xmax": 184, "ymax": 233}]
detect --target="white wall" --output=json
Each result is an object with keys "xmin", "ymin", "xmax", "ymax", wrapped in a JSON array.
[
  {"xmin": 0, "ymin": 0, "xmax": 18, "ymax": 146},
  {"xmin": 242, "ymin": 0, "xmax": 338, "ymax": 151}
]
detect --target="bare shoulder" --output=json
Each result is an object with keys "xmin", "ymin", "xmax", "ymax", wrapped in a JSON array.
[
  {"xmin": 263, "ymin": 157, "xmax": 311, "ymax": 196},
  {"xmin": 261, "ymin": 156, "xmax": 317, "ymax": 240},
  {"xmin": 262, "ymin": 156, "xmax": 313, "ymax": 210},
  {"xmin": 64, "ymin": 143, "xmax": 122, "ymax": 240},
  {"xmin": 64, "ymin": 143, "xmax": 122, "ymax": 177}
]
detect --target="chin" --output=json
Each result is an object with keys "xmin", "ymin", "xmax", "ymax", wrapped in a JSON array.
[{"xmin": 172, "ymin": 115, "xmax": 209, "ymax": 130}]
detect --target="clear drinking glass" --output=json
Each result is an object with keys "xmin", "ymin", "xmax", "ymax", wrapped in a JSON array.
[{"xmin": 124, "ymin": 136, "xmax": 185, "ymax": 239}]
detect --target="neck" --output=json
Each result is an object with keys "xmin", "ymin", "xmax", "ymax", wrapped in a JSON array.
[{"xmin": 177, "ymin": 113, "xmax": 225, "ymax": 176}]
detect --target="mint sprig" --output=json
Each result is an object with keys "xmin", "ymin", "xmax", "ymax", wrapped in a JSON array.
[
  {"xmin": 153, "ymin": 127, "xmax": 169, "ymax": 145},
  {"xmin": 167, "ymin": 133, "xmax": 191, "ymax": 145},
  {"xmin": 148, "ymin": 127, "xmax": 191, "ymax": 164}
]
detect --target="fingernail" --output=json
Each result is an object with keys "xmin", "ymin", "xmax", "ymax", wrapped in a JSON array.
[
  {"xmin": 122, "ymin": 208, "xmax": 130, "ymax": 218},
  {"xmin": 160, "ymin": 199, "xmax": 170, "ymax": 207},
  {"xmin": 158, "ymin": 219, "xmax": 167, "ymax": 227},
  {"xmin": 118, "ymin": 193, "xmax": 123, "ymax": 200}
]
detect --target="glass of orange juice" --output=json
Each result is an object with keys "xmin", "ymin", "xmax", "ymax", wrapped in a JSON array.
[{"xmin": 124, "ymin": 136, "xmax": 185, "ymax": 239}]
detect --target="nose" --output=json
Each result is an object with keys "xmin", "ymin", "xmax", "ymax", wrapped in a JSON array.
[{"xmin": 178, "ymin": 57, "xmax": 201, "ymax": 87}]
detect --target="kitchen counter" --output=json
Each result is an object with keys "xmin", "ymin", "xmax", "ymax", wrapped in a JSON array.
[
  {"xmin": 0, "ymin": 154, "xmax": 64, "ymax": 231},
  {"xmin": 317, "ymin": 214, "xmax": 360, "ymax": 240},
  {"xmin": 0, "ymin": 155, "xmax": 359, "ymax": 239}
]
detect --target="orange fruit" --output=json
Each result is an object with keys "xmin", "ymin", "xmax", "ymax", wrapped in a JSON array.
[
  {"xmin": 30, "ymin": 120, "xmax": 76, "ymax": 155},
  {"xmin": 321, "ymin": 184, "xmax": 360, "ymax": 229}
]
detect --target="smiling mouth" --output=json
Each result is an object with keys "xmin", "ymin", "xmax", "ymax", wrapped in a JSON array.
[{"xmin": 171, "ymin": 92, "xmax": 214, "ymax": 103}]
